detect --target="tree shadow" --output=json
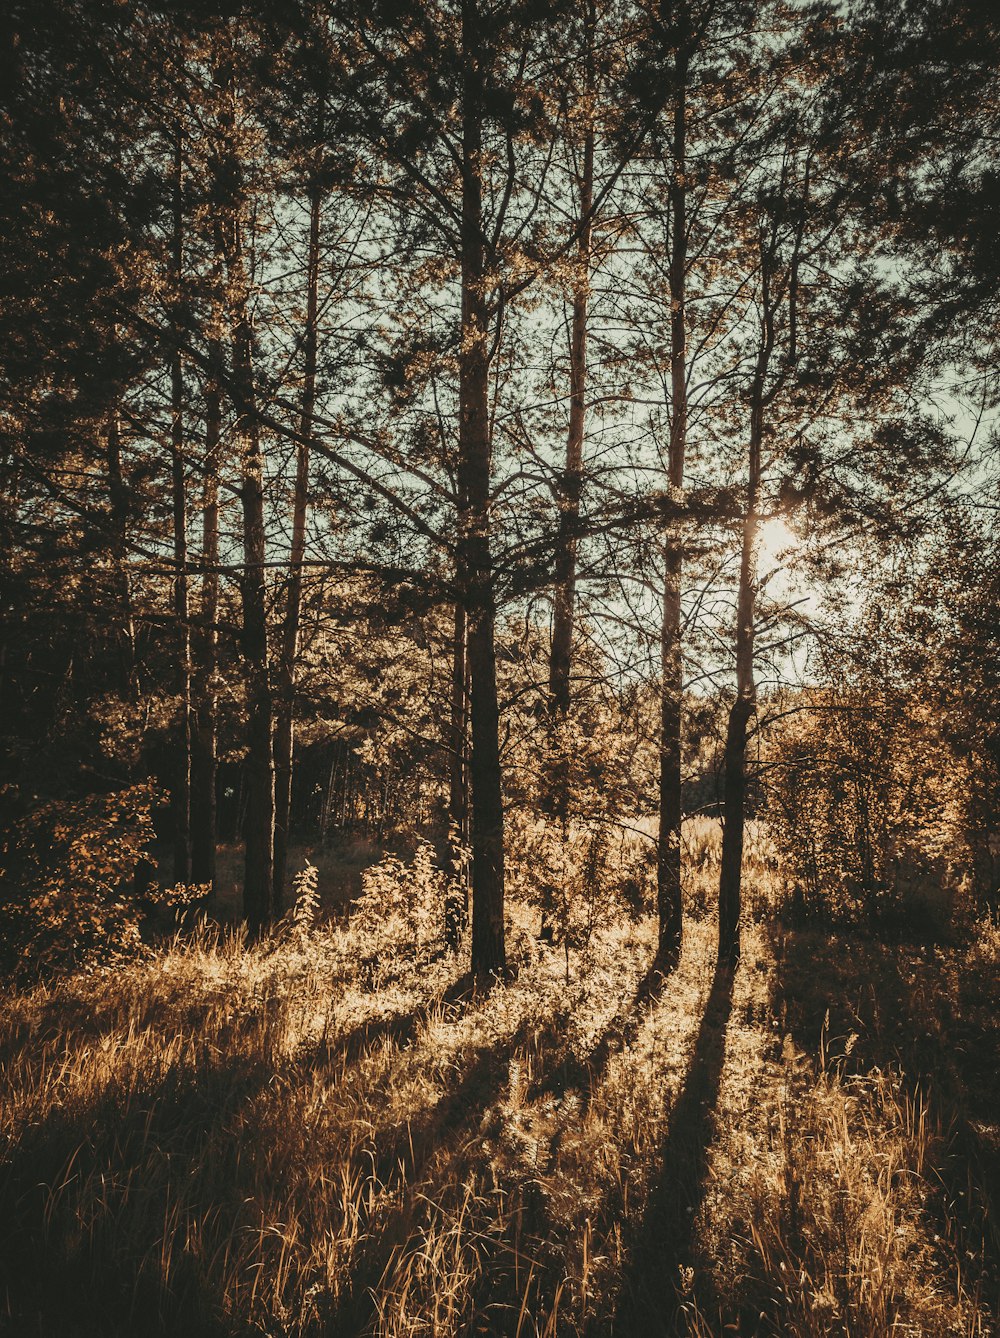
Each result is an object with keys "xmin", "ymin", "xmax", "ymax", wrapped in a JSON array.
[
  {"xmin": 328, "ymin": 1011, "xmax": 555, "ymax": 1337},
  {"xmin": 605, "ymin": 958, "xmax": 735, "ymax": 1337},
  {"xmin": 385, "ymin": 983, "xmax": 652, "ymax": 1338},
  {"xmin": 0, "ymin": 1045, "xmax": 276, "ymax": 1337},
  {"xmin": 2, "ymin": 979, "xmax": 236, "ymax": 1058},
  {"xmin": 577, "ymin": 960, "xmax": 671, "ymax": 1111},
  {"xmin": 527, "ymin": 958, "xmax": 670, "ymax": 1127},
  {"xmin": 0, "ymin": 974, "xmax": 481, "ymax": 1338},
  {"xmin": 449, "ymin": 958, "xmax": 715, "ymax": 1336},
  {"xmin": 301, "ymin": 972, "xmax": 476, "ymax": 1073},
  {"xmin": 766, "ymin": 917, "xmax": 1000, "ymax": 1325}
]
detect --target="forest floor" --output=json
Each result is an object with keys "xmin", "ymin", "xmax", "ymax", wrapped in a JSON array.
[{"xmin": 0, "ymin": 884, "xmax": 998, "ymax": 1336}]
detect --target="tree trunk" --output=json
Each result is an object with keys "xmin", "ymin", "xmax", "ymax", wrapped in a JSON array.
[
  {"xmin": 657, "ymin": 43, "xmax": 689, "ymax": 968},
  {"xmin": 541, "ymin": 14, "xmax": 595, "ymax": 947},
  {"xmin": 105, "ymin": 398, "xmax": 136, "ymax": 704},
  {"xmin": 233, "ymin": 304, "xmax": 274, "ymax": 933},
  {"xmin": 273, "ymin": 183, "xmax": 321, "ymax": 911},
  {"xmin": 217, "ymin": 147, "xmax": 274, "ymax": 932},
  {"xmin": 460, "ymin": 0, "xmax": 506, "ymax": 982},
  {"xmin": 548, "ymin": 107, "xmax": 594, "ymax": 717},
  {"xmin": 170, "ymin": 131, "xmax": 192, "ymax": 886},
  {"xmin": 718, "ymin": 400, "xmax": 762, "ymax": 967},
  {"xmin": 190, "ymin": 347, "xmax": 221, "ymax": 892},
  {"xmin": 658, "ymin": 545, "xmax": 684, "ymax": 965},
  {"xmin": 445, "ymin": 600, "xmax": 469, "ymax": 948}
]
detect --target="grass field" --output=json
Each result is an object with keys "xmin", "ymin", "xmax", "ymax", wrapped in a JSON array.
[{"xmin": 1, "ymin": 860, "xmax": 997, "ymax": 1336}]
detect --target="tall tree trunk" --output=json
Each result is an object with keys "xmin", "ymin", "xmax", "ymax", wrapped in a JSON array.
[
  {"xmin": 233, "ymin": 301, "xmax": 274, "ymax": 933},
  {"xmin": 107, "ymin": 393, "xmax": 149, "ymax": 896},
  {"xmin": 548, "ymin": 79, "xmax": 594, "ymax": 717},
  {"xmin": 106, "ymin": 407, "xmax": 137, "ymax": 704},
  {"xmin": 445, "ymin": 599, "xmax": 469, "ymax": 949},
  {"xmin": 657, "ymin": 41, "xmax": 689, "ymax": 968},
  {"xmin": 217, "ymin": 119, "xmax": 274, "ymax": 930},
  {"xmin": 214, "ymin": 42, "xmax": 274, "ymax": 932},
  {"xmin": 718, "ymin": 186, "xmax": 792, "ymax": 964},
  {"xmin": 170, "ymin": 131, "xmax": 192, "ymax": 886},
  {"xmin": 105, "ymin": 329, "xmax": 136, "ymax": 704},
  {"xmin": 460, "ymin": 0, "xmax": 506, "ymax": 982},
  {"xmin": 718, "ymin": 394, "xmax": 763, "ymax": 967},
  {"xmin": 541, "ymin": 47, "xmax": 595, "ymax": 944},
  {"xmin": 273, "ymin": 183, "xmax": 321, "ymax": 911},
  {"xmin": 190, "ymin": 347, "xmax": 221, "ymax": 892}
]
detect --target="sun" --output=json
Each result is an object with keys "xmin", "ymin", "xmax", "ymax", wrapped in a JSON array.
[{"xmin": 756, "ymin": 516, "xmax": 799, "ymax": 569}]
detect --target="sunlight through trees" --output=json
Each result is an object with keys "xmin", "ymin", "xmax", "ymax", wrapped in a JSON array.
[{"xmin": 0, "ymin": 0, "xmax": 998, "ymax": 1332}]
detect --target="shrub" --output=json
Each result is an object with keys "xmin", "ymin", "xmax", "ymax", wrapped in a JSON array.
[
  {"xmin": 291, "ymin": 861, "xmax": 321, "ymax": 937},
  {"xmin": 767, "ymin": 690, "xmax": 971, "ymax": 931},
  {"xmin": 0, "ymin": 781, "xmax": 201, "ymax": 979},
  {"xmin": 506, "ymin": 807, "xmax": 643, "ymax": 963},
  {"xmin": 352, "ymin": 838, "xmax": 449, "ymax": 958}
]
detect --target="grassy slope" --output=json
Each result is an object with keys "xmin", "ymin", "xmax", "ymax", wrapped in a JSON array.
[{"xmin": 0, "ymin": 896, "xmax": 997, "ymax": 1337}]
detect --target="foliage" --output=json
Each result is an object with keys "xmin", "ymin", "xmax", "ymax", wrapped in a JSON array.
[
  {"xmin": 504, "ymin": 695, "xmax": 654, "ymax": 960},
  {"xmin": 291, "ymin": 861, "xmax": 321, "ymax": 938},
  {"xmin": 768, "ymin": 684, "xmax": 972, "ymax": 930},
  {"xmin": 906, "ymin": 515, "xmax": 1000, "ymax": 909},
  {"xmin": 352, "ymin": 838, "xmax": 452, "ymax": 960},
  {"xmin": 0, "ymin": 781, "xmax": 202, "ymax": 978},
  {"xmin": 507, "ymin": 810, "xmax": 618, "ymax": 952}
]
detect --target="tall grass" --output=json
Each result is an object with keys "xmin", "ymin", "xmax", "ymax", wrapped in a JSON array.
[{"xmin": 0, "ymin": 848, "xmax": 996, "ymax": 1335}]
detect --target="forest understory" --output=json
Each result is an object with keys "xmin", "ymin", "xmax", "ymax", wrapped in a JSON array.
[{"xmin": 2, "ymin": 833, "xmax": 998, "ymax": 1338}]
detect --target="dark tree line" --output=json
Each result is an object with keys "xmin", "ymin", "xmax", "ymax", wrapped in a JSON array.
[{"xmin": 1, "ymin": 0, "xmax": 997, "ymax": 981}]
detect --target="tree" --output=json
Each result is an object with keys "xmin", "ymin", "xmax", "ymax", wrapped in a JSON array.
[
  {"xmin": 622, "ymin": 0, "xmax": 775, "ymax": 965},
  {"xmin": 323, "ymin": 0, "xmax": 606, "ymax": 979}
]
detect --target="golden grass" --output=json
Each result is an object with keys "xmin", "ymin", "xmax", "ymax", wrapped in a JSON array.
[{"xmin": 0, "ymin": 893, "xmax": 996, "ymax": 1336}]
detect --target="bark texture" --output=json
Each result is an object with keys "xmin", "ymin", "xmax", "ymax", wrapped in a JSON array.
[
  {"xmin": 190, "ymin": 343, "xmax": 221, "ymax": 892},
  {"xmin": 657, "ymin": 38, "xmax": 689, "ymax": 968},
  {"xmin": 717, "ymin": 434, "xmax": 759, "ymax": 966},
  {"xmin": 548, "ymin": 112, "xmax": 593, "ymax": 716},
  {"xmin": 445, "ymin": 600, "xmax": 470, "ymax": 949},
  {"xmin": 217, "ymin": 56, "xmax": 274, "ymax": 932},
  {"xmin": 170, "ymin": 132, "xmax": 192, "ymax": 886},
  {"xmin": 105, "ymin": 396, "xmax": 136, "ymax": 704},
  {"xmin": 718, "ymin": 345, "xmax": 767, "ymax": 964},
  {"xmin": 541, "ymin": 19, "xmax": 595, "ymax": 944},
  {"xmin": 460, "ymin": 0, "xmax": 506, "ymax": 981},
  {"xmin": 273, "ymin": 183, "xmax": 320, "ymax": 910}
]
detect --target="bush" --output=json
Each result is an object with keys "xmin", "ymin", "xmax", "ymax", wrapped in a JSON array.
[
  {"xmin": 0, "ymin": 781, "xmax": 201, "ymax": 979},
  {"xmin": 767, "ymin": 690, "xmax": 971, "ymax": 931},
  {"xmin": 352, "ymin": 838, "xmax": 452, "ymax": 959}
]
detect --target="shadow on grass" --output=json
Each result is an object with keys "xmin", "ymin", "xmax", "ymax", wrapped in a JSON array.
[
  {"xmin": 526, "ymin": 959, "xmax": 670, "ymax": 1118},
  {"xmin": 605, "ymin": 958, "xmax": 735, "ymax": 1338},
  {"xmin": 0, "ymin": 973, "xmax": 479, "ymax": 1338},
  {"xmin": 453, "ymin": 954, "xmax": 720, "ymax": 1338},
  {"xmin": 580, "ymin": 961, "xmax": 671, "ymax": 1109},
  {"xmin": 304, "ymin": 972, "xmax": 475, "ymax": 1073},
  {"xmin": 517, "ymin": 955, "xmax": 674, "ymax": 1231},
  {"xmin": 372, "ymin": 990, "xmax": 638, "ymax": 1338},
  {"xmin": 0, "ymin": 1046, "xmax": 275, "ymax": 1337},
  {"xmin": 328, "ymin": 1011, "xmax": 557, "ymax": 1337},
  {"xmin": 0, "ymin": 974, "xmax": 241, "ymax": 1060},
  {"xmin": 767, "ymin": 917, "xmax": 1000, "ymax": 1327}
]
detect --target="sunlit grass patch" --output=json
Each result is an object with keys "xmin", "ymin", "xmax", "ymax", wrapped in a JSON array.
[{"xmin": 0, "ymin": 904, "xmax": 996, "ymax": 1336}]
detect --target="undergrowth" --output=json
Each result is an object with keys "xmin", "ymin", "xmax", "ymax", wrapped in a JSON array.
[{"xmin": 0, "ymin": 892, "xmax": 996, "ymax": 1336}]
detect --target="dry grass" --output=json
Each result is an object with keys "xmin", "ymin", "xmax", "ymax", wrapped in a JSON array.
[{"xmin": 0, "ymin": 862, "xmax": 997, "ymax": 1336}]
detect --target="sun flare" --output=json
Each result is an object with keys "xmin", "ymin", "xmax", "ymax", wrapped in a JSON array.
[{"xmin": 757, "ymin": 516, "xmax": 799, "ymax": 568}]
